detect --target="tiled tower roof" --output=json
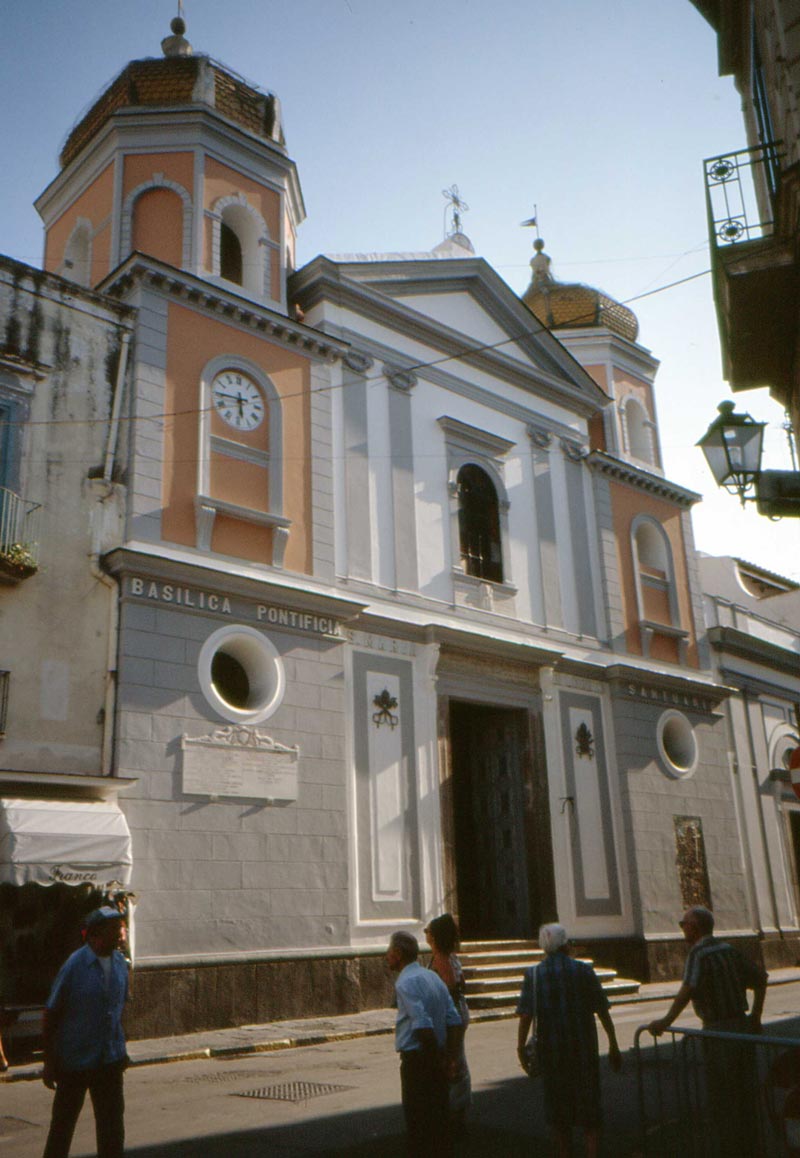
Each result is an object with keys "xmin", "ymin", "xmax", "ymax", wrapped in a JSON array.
[
  {"xmin": 60, "ymin": 54, "xmax": 283, "ymax": 169},
  {"xmin": 521, "ymin": 238, "xmax": 639, "ymax": 342}
]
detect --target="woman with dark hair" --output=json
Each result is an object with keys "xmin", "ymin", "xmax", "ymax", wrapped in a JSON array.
[{"xmin": 425, "ymin": 913, "xmax": 471, "ymax": 1130}]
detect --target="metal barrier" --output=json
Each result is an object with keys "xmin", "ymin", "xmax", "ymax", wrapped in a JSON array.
[{"xmin": 635, "ymin": 1024, "xmax": 800, "ymax": 1157}]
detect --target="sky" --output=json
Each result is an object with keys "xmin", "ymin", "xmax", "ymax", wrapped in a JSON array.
[{"xmin": 1, "ymin": 0, "xmax": 798, "ymax": 580}]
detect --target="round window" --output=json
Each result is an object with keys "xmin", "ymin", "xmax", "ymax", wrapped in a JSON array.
[
  {"xmin": 198, "ymin": 625, "xmax": 285, "ymax": 724},
  {"xmin": 657, "ymin": 710, "xmax": 698, "ymax": 778}
]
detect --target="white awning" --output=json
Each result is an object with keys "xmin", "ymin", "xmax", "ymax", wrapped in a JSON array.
[{"xmin": 0, "ymin": 798, "xmax": 132, "ymax": 888}]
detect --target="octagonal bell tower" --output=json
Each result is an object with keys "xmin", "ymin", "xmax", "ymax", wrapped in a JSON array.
[{"xmin": 35, "ymin": 17, "xmax": 304, "ymax": 315}]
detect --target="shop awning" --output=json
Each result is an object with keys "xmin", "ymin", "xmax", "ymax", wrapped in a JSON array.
[{"xmin": 0, "ymin": 798, "xmax": 132, "ymax": 888}]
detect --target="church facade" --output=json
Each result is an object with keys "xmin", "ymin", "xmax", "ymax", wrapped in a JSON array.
[{"xmin": 1, "ymin": 18, "xmax": 797, "ymax": 1037}]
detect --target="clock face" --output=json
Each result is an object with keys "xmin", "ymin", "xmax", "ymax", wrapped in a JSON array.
[{"xmin": 211, "ymin": 371, "xmax": 265, "ymax": 432}]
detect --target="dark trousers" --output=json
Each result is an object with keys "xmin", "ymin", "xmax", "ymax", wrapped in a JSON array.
[
  {"xmin": 42, "ymin": 1060, "xmax": 125, "ymax": 1158},
  {"xmin": 400, "ymin": 1049, "xmax": 451, "ymax": 1157}
]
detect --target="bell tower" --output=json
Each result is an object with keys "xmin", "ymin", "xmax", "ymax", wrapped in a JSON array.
[
  {"xmin": 33, "ymin": 18, "xmax": 341, "ymax": 575},
  {"xmin": 36, "ymin": 16, "xmax": 304, "ymax": 315}
]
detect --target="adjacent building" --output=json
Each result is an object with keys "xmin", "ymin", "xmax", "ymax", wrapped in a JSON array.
[{"xmin": 692, "ymin": 0, "xmax": 800, "ymax": 443}]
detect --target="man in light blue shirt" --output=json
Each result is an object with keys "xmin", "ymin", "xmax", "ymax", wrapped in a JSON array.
[
  {"xmin": 42, "ymin": 907, "xmax": 130, "ymax": 1158},
  {"xmin": 387, "ymin": 930, "xmax": 462, "ymax": 1157}
]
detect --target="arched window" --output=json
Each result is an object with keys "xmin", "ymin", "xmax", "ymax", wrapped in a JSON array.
[
  {"xmin": 220, "ymin": 222, "xmax": 243, "ymax": 285},
  {"xmin": 62, "ymin": 220, "xmax": 92, "ymax": 287},
  {"xmin": 631, "ymin": 515, "xmax": 688, "ymax": 662},
  {"xmin": 457, "ymin": 463, "xmax": 503, "ymax": 582},
  {"xmin": 214, "ymin": 198, "xmax": 269, "ymax": 298},
  {"xmin": 132, "ymin": 187, "xmax": 184, "ymax": 268},
  {"xmin": 634, "ymin": 520, "xmax": 672, "ymax": 624},
  {"xmin": 624, "ymin": 398, "xmax": 653, "ymax": 464}
]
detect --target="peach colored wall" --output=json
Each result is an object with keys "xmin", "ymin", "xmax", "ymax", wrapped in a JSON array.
[
  {"xmin": 209, "ymin": 455, "xmax": 269, "ymax": 510},
  {"xmin": 44, "ymin": 163, "xmax": 115, "ymax": 285},
  {"xmin": 588, "ymin": 411, "xmax": 606, "ymax": 452},
  {"xmin": 212, "ymin": 518, "xmax": 272, "ymax": 561},
  {"xmin": 583, "ymin": 363, "xmax": 608, "ymax": 390},
  {"xmin": 122, "ymin": 152, "xmax": 194, "ymax": 201},
  {"xmin": 203, "ymin": 158, "xmax": 280, "ymax": 240},
  {"xmin": 132, "ymin": 188, "xmax": 183, "ymax": 267},
  {"xmin": 612, "ymin": 367, "xmax": 653, "ymax": 416},
  {"xmin": 162, "ymin": 302, "xmax": 312, "ymax": 573},
  {"xmin": 642, "ymin": 585, "xmax": 672, "ymax": 624},
  {"xmin": 610, "ymin": 481, "xmax": 698, "ymax": 667}
]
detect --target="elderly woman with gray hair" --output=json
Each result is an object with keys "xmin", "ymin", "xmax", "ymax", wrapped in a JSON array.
[{"xmin": 516, "ymin": 923, "xmax": 621, "ymax": 1158}]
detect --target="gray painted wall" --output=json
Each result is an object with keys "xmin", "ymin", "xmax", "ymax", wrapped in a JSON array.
[{"xmin": 115, "ymin": 583, "xmax": 349, "ymax": 959}]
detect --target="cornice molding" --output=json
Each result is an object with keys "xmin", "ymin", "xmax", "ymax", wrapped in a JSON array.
[
  {"xmin": 588, "ymin": 450, "xmax": 700, "ymax": 506},
  {"xmin": 36, "ymin": 105, "xmax": 304, "ymax": 225},
  {"xmin": 708, "ymin": 624, "xmax": 800, "ymax": 677},
  {"xmin": 98, "ymin": 255, "xmax": 346, "ymax": 363}
]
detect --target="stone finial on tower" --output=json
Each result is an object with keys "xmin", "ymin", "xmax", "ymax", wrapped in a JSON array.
[
  {"xmin": 162, "ymin": 14, "xmax": 193, "ymax": 57},
  {"xmin": 530, "ymin": 237, "xmax": 554, "ymax": 287}
]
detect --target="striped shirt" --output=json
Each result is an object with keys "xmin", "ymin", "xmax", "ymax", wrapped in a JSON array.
[
  {"xmin": 683, "ymin": 936, "xmax": 766, "ymax": 1026},
  {"xmin": 516, "ymin": 952, "xmax": 609, "ymax": 1063}
]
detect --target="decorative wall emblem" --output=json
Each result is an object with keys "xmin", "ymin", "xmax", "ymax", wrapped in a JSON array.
[
  {"xmin": 674, "ymin": 816, "xmax": 712, "ymax": 909},
  {"xmin": 575, "ymin": 722, "xmax": 595, "ymax": 759},
  {"xmin": 372, "ymin": 689, "xmax": 399, "ymax": 729}
]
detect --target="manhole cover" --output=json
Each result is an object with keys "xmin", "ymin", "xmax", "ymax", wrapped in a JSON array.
[
  {"xmin": 234, "ymin": 1081, "xmax": 354, "ymax": 1103},
  {"xmin": 0, "ymin": 1116, "xmax": 39, "ymax": 1138}
]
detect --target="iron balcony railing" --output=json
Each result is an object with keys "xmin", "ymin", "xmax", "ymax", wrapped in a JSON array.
[
  {"xmin": 0, "ymin": 486, "xmax": 42, "ymax": 572},
  {"xmin": 704, "ymin": 141, "xmax": 783, "ymax": 248}
]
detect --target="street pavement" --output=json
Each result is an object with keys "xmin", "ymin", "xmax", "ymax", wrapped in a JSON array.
[{"xmin": 2, "ymin": 969, "xmax": 800, "ymax": 1156}]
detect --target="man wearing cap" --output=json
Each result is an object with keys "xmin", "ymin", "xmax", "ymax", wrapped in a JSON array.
[
  {"xmin": 41, "ymin": 907, "xmax": 130, "ymax": 1158},
  {"xmin": 386, "ymin": 930, "xmax": 463, "ymax": 1157}
]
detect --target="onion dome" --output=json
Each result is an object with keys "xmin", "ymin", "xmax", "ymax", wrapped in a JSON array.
[
  {"xmin": 522, "ymin": 238, "xmax": 639, "ymax": 342},
  {"xmin": 59, "ymin": 17, "xmax": 284, "ymax": 169}
]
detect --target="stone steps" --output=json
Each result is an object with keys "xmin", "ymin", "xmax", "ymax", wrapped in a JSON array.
[{"xmin": 458, "ymin": 939, "xmax": 641, "ymax": 1011}]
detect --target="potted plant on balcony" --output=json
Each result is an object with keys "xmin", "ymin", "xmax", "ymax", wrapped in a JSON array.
[{"xmin": 0, "ymin": 542, "xmax": 38, "ymax": 581}]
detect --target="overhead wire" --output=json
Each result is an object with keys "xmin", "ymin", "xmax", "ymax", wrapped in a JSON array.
[{"xmin": 1, "ymin": 263, "xmax": 713, "ymax": 432}]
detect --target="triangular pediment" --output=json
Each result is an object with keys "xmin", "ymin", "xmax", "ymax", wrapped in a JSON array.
[{"xmin": 291, "ymin": 255, "xmax": 608, "ymax": 410}]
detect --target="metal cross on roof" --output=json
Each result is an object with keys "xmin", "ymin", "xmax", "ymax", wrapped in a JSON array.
[{"xmin": 442, "ymin": 184, "xmax": 470, "ymax": 237}]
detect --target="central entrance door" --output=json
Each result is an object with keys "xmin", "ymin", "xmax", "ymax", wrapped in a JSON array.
[{"xmin": 449, "ymin": 701, "xmax": 533, "ymax": 940}]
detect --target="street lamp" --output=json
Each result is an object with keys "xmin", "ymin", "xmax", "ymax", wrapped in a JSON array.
[
  {"xmin": 697, "ymin": 400, "xmax": 800, "ymax": 517},
  {"xmin": 696, "ymin": 401, "xmax": 765, "ymax": 505}
]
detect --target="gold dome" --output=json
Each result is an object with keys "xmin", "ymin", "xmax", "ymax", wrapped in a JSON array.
[{"xmin": 521, "ymin": 240, "xmax": 639, "ymax": 342}]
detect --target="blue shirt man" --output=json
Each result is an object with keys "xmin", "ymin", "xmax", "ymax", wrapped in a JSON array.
[
  {"xmin": 387, "ymin": 930, "xmax": 462, "ymax": 1157},
  {"xmin": 42, "ymin": 907, "xmax": 130, "ymax": 1158}
]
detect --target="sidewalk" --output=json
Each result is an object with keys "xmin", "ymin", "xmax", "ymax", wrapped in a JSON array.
[{"xmin": 5, "ymin": 967, "xmax": 800, "ymax": 1083}]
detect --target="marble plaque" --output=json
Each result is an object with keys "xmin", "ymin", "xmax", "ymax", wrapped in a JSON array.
[{"xmin": 181, "ymin": 726, "xmax": 299, "ymax": 803}]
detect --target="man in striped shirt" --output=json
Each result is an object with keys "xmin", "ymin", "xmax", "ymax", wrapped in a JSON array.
[{"xmin": 649, "ymin": 906, "xmax": 767, "ymax": 1156}]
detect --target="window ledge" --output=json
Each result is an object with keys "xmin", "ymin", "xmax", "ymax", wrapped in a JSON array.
[
  {"xmin": 452, "ymin": 568, "xmax": 518, "ymax": 598},
  {"xmin": 639, "ymin": 619, "xmax": 688, "ymax": 640},
  {"xmin": 195, "ymin": 495, "xmax": 291, "ymax": 566}
]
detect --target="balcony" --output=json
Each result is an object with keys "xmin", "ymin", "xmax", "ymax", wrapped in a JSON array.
[
  {"xmin": 704, "ymin": 143, "xmax": 799, "ymax": 406},
  {"xmin": 0, "ymin": 488, "xmax": 42, "ymax": 583}
]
